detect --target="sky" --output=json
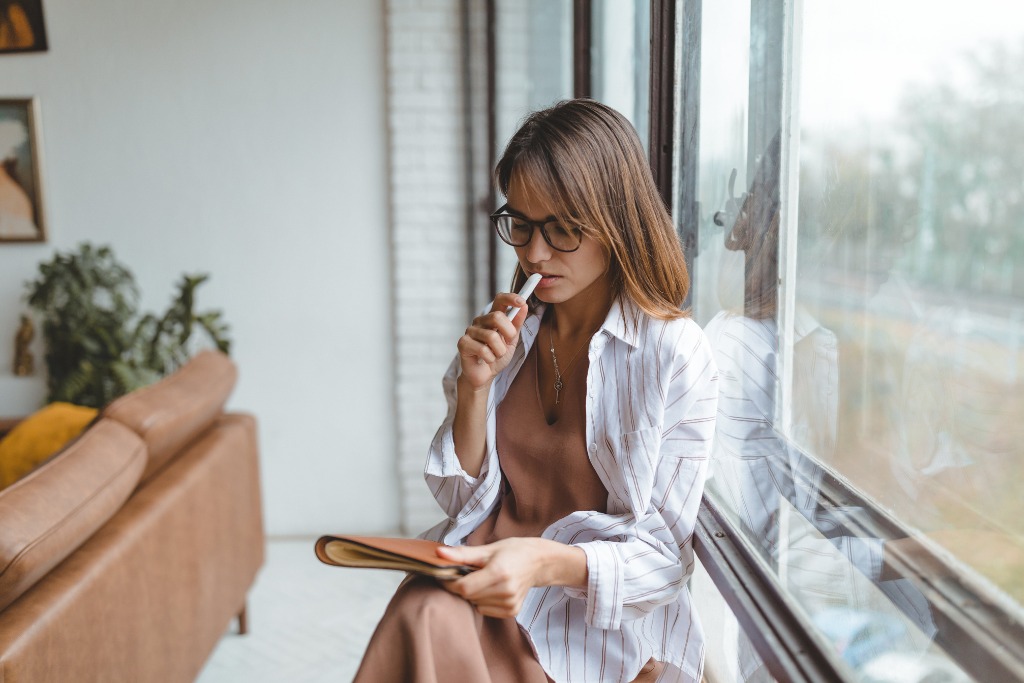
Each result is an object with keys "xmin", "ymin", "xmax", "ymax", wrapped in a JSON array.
[{"xmin": 800, "ymin": 1, "xmax": 1024, "ymax": 130}]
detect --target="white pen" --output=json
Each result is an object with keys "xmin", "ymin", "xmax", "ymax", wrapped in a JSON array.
[{"xmin": 504, "ymin": 273, "xmax": 542, "ymax": 320}]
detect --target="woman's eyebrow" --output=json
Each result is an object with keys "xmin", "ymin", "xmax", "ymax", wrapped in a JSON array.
[{"xmin": 505, "ymin": 204, "xmax": 558, "ymax": 222}]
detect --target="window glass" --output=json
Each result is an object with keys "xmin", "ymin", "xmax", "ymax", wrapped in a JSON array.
[
  {"xmin": 683, "ymin": 1, "xmax": 1022, "ymax": 680},
  {"xmin": 796, "ymin": 0, "xmax": 1024, "ymax": 612},
  {"xmin": 590, "ymin": 0, "xmax": 650, "ymax": 151},
  {"xmin": 494, "ymin": 0, "xmax": 572, "ymax": 145},
  {"xmin": 689, "ymin": 0, "xmax": 751, "ymax": 326}
]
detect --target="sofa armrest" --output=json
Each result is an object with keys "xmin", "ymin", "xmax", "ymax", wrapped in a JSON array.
[
  {"xmin": 0, "ymin": 419, "xmax": 147, "ymax": 612},
  {"xmin": 103, "ymin": 350, "xmax": 238, "ymax": 484}
]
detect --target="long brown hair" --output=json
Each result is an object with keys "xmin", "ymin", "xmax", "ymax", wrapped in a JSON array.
[
  {"xmin": 724, "ymin": 132, "xmax": 781, "ymax": 320},
  {"xmin": 495, "ymin": 99, "xmax": 690, "ymax": 320}
]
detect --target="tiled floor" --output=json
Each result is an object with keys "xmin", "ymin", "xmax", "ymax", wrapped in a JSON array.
[{"xmin": 196, "ymin": 538, "xmax": 404, "ymax": 683}]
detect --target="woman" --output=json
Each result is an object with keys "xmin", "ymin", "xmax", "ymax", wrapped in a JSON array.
[{"xmin": 356, "ymin": 99, "xmax": 718, "ymax": 683}]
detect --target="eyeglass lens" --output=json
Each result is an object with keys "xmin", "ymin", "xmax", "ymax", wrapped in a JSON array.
[{"xmin": 493, "ymin": 215, "xmax": 582, "ymax": 252}]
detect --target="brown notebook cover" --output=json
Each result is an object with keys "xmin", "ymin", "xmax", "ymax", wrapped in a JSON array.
[{"xmin": 314, "ymin": 535, "xmax": 477, "ymax": 579}]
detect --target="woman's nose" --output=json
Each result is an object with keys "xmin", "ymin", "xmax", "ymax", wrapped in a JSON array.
[{"xmin": 524, "ymin": 228, "xmax": 552, "ymax": 263}]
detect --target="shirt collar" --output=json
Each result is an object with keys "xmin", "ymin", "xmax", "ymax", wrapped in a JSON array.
[
  {"xmin": 526, "ymin": 296, "xmax": 643, "ymax": 349},
  {"xmin": 793, "ymin": 306, "xmax": 823, "ymax": 343},
  {"xmin": 599, "ymin": 296, "xmax": 642, "ymax": 348}
]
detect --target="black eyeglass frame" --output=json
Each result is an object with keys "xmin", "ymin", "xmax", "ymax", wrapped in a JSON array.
[{"xmin": 489, "ymin": 204, "xmax": 584, "ymax": 253}]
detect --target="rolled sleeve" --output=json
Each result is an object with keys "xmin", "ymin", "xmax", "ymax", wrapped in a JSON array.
[
  {"xmin": 425, "ymin": 421, "xmax": 481, "ymax": 486},
  {"xmin": 573, "ymin": 540, "xmax": 624, "ymax": 630}
]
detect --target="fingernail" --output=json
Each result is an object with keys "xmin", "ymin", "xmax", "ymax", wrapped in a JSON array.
[{"xmin": 515, "ymin": 297, "xmax": 525, "ymax": 305}]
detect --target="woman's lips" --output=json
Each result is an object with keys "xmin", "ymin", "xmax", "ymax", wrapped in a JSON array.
[{"xmin": 535, "ymin": 274, "xmax": 561, "ymax": 288}]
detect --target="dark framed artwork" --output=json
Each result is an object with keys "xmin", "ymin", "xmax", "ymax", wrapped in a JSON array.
[
  {"xmin": 0, "ymin": 1, "xmax": 47, "ymax": 54},
  {"xmin": 0, "ymin": 98, "xmax": 46, "ymax": 242}
]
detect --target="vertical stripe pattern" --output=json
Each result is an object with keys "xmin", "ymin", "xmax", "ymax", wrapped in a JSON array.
[{"xmin": 422, "ymin": 297, "xmax": 718, "ymax": 682}]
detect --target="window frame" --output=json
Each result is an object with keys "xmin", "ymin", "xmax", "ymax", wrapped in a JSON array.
[{"xmin": 659, "ymin": 1, "xmax": 1024, "ymax": 681}]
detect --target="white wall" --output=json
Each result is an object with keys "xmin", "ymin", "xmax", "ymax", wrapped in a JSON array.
[{"xmin": 0, "ymin": 0, "xmax": 399, "ymax": 535}]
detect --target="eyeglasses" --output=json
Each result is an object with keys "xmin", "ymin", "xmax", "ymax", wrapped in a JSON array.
[{"xmin": 490, "ymin": 204, "xmax": 584, "ymax": 253}]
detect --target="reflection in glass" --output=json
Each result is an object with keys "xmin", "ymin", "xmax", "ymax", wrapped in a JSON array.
[
  {"xmin": 703, "ymin": 134, "xmax": 945, "ymax": 681},
  {"xmin": 679, "ymin": 2, "xmax": 1024, "ymax": 680}
]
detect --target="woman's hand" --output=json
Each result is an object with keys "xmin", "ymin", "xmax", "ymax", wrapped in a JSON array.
[
  {"xmin": 456, "ymin": 294, "xmax": 528, "ymax": 391},
  {"xmin": 435, "ymin": 538, "xmax": 587, "ymax": 619}
]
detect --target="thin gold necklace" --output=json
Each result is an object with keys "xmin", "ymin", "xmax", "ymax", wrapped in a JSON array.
[{"xmin": 548, "ymin": 323, "xmax": 590, "ymax": 405}]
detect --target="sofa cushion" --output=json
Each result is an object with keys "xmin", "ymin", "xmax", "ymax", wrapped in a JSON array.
[
  {"xmin": 103, "ymin": 350, "xmax": 237, "ymax": 484},
  {"xmin": 0, "ymin": 418, "xmax": 146, "ymax": 612},
  {"xmin": 0, "ymin": 402, "xmax": 99, "ymax": 490}
]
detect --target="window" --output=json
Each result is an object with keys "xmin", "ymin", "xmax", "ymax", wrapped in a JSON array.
[
  {"xmin": 494, "ymin": 0, "xmax": 573, "ymax": 146},
  {"xmin": 589, "ymin": 0, "xmax": 651, "ymax": 150},
  {"xmin": 682, "ymin": 1, "xmax": 1024, "ymax": 680}
]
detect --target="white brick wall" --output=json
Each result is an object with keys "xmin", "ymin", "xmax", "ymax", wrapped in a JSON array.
[{"xmin": 386, "ymin": 0, "xmax": 472, "ymax": 533}]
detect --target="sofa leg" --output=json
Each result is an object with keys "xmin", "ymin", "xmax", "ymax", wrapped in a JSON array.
[{"xmin": 237, "ymin": 603, "xmax": 249, "ymax": 635}]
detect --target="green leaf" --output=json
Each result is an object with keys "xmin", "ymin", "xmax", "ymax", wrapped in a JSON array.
[{"xmin": 24, "ymin": 243, "xmax": 232, "ymax": 404}]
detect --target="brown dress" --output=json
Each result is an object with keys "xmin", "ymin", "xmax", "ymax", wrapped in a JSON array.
[{"xmin": 354, "ymin": 342, "xmax": 663, "ymax": 682}]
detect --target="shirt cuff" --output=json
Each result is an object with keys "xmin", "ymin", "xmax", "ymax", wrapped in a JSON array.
[
  {"xmin": 571, "ymin": 541, "xmax": 624, "ymax": 630},
  {"xmin": 425, "ymin": 425, "xmax": 482, "ymax": 487}
]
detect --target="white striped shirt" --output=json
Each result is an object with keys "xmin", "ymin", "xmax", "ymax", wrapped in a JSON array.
[{"xmin": 421, "ymin": 296, "xmax": 719, "ymax": 683}]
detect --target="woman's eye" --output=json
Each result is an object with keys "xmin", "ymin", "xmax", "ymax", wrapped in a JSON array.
[{"xmin": 551, "ymin": 224, "xmax": 580, "ymax": 239}]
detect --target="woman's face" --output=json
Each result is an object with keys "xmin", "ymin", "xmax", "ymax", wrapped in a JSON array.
[{"xmin": 506, "ymin": 171, "xmax": 611, "ymax": 307}]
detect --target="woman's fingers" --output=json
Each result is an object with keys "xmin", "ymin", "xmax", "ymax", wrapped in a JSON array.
[
  {"xmin": 489, "ymin": 293, "xmax": 526, "ymax": 319},
  {"xmin": 473, "ymin": 601, "xmax": 521, "ymax": 619},
  {"xmin": 463, "ymin": 327, "xmax": 510, "ymax": 360},
  {"xmin": 454, "ymin": 577, "xmax": 525, "ymax": 618},
  {"xmin": 439, "ymin": 541, "xmax": 537, "ymax": 618},
  {"xmin": 445, "ymin": 565, "xmax": 518, "ymax": 604},
  {"xmin": 457, "ymin": 335, "xmax": 497, "ymax": 364},
  {"xmin": 457, "ymin": 294, "xmax": 526, "ymax": 378},
  {"xmin": 436, "ymin": 544, "xmax": 492, "ymax": 567},
  {"xmin": 471, "ymin": 312, "xmax": 518, "ymax": 345},
  {"xmin": 449, "ymin": 570, "xmax": 502, "ymax": 601}
]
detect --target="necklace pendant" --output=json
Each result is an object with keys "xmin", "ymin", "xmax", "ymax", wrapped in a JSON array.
[{"xmin": 554, "ymin": 378, "xmax": 563, "ymax": 404}]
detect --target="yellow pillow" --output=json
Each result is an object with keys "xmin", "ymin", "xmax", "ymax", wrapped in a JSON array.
[{"xmin": 0, "ymin": 403, "xmax": 99, "ymax": 489}]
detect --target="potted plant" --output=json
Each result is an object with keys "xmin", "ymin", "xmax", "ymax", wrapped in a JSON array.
[{"xmin": 24, "ymin": 242, "xmax": 231, "ymax": 408}]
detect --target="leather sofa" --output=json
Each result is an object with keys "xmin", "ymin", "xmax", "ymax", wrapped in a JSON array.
[{"xmin": 0, "ymin": 351, "xmax": 264, "ymax": 683}]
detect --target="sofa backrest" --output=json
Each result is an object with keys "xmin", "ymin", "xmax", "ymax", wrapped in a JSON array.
[
  {"xmin": 0, "ymin": 419, "xmax": 147, "ymax": 612},
  {"xmin": 103, "ymin": 350, "xmax": 238, "ymax": 484}
]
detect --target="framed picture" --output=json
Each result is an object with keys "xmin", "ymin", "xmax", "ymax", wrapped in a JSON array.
[
  {"xmin": 0, "ymin": 98, "xmax": 46, "ymax": 243},
  {"xmin": 0, "ymin": 1, "xmax": 48, "ymax": 54}
]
